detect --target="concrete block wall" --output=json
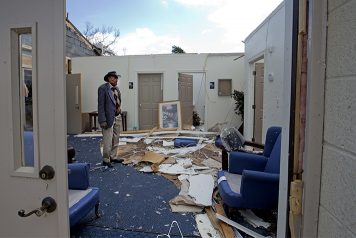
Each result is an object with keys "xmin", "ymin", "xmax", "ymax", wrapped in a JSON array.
[
  {"xmin": 66, "ymin": 26, "xmax": 97, "ymax": 58},
  {"xmin": 318, "ymin": 0, "xmax": 356, "ymax": 236}
]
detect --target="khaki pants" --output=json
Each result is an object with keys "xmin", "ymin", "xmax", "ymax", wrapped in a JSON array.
[{"xmin": 102, "ymin": 115, "xmax": 122, "ymax": 163}]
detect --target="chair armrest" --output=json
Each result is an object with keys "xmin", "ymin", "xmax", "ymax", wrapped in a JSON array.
[
  {"xmin": 68, "ymin": 163, "xmax": 90, "ymax": 190},
  {"xmin": 215, "ymin": 135, "xmax": 224, "ymax": 149},
  {"xmin": 228, "ymin": 151, "xmax": 267, "ymax": 174},
  {"xmin": 242, "ymin": 170, "xmax": 279, "ymax": 183}
]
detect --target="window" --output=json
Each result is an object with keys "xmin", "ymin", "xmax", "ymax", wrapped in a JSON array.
[
  {"xmin": 10, "ymin": 25, "xmax": 38, "ymax": 176},
  {"xmin": 218, "ymin": 79, "xmax": 232, "ymax": 96}
]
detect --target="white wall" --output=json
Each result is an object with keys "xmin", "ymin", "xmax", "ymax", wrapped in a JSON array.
[
  {"xmin": 71, "ymin": 53, "xmax": 244, "ymax": 130},
  {"xmin": 317, "ymin": 0, "xmax": 356, "ymax": 236},
  {"xmin": 204, "ymin": 54, "xmax": 245, "ymax": 130},
  {"xmin": 243, "ymin": 2, "xmax": 285, "ymax": 142}
]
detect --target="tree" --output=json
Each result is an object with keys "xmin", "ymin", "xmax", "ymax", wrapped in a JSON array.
[
  {"xmin": 232, "ymin": 90, "xmax": 244, "ymax": 120},
  {"xmin": 83, "ymin": 22, "xmax": 120, "ymax": 56},
  {"xmin": 172, "ymin": 45, "xmax": 185, "ymax": 54}
]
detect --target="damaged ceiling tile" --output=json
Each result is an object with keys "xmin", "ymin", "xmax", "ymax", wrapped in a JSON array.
[{"xmin": 188, "ymin": 174, "xmax": 214, "ymax": 207}]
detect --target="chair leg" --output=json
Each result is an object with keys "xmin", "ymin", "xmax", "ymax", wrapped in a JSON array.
[
  {"xmin": 95, "ymin": 203, "xmax": 101, "ymax": 218},
  {"xmin": 222, "ymin": 149, "xmax": 228, "ymax": 170}
]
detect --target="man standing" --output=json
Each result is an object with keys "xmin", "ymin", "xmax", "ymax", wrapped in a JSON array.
[{"xmin": 98, "ymin": 71, "xmax": 123, "ymax": 168}]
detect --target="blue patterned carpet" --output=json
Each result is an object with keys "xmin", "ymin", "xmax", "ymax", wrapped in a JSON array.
[{"xmin": 68, "ymin": 135, "xmax": 199, "ymax": 238}]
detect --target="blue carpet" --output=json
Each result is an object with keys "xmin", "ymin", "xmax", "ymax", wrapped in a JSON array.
[{"xmin": 68, "ymin": 135, "xmax": 199, "ymax": 238}]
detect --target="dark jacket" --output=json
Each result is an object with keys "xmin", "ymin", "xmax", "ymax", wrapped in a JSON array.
[{"xmin": 98, "ymin": 83, "xmax": 121, "ymax": 127}]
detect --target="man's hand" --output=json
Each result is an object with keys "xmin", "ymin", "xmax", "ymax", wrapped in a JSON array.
[{"xmin": 100, "ymin": 122, "xmax": 108, "ymax": 129}]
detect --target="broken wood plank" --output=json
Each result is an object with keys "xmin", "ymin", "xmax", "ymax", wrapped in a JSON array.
[
  {"xmin": 121, "ymin": 129, "xmax": 217, "ymax": 137},
  {"xmin": 205, "ymin": 207, "xmax": 226, "ymax": 238},
  {"xmin": 214, "ymin": 203, "xmax": 235, "ymax": 238},
  {"xmin": 196, "ymin": 213, "xmax": 222, "ymax": 238}
]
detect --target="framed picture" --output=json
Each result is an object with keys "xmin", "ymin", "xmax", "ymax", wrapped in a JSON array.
[{"xmin": 158, "ymin": 101, "xmax": 182, "ymax": 129}]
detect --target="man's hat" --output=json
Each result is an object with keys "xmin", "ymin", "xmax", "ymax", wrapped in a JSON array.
[{"xmin": 104, "ymin": 71, "xmax": 120, "ymax": 82}]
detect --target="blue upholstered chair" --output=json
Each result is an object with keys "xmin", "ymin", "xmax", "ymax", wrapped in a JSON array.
[
  {"xmin": 24, "ymin": 132, "xmax": 100, "ymax": 226},
  {"xmin": 68, "ymin": 163, "xmax": 100, "ymax": 227},
  {"xmin": 217, "ymin": 127, "xmax": 282, "ymax": 209}
]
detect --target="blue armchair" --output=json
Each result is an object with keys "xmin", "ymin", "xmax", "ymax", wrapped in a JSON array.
[
  {"xmin": 217, "ymin": 127, "xmax": 282, "ymax": 209},
  {"xmin": 68, "ymin": 163, "xmax": 100, "ymax": 227},
  {"xmin": 24, "ymin": 132, "xmax": 100, "ymax": 226}
]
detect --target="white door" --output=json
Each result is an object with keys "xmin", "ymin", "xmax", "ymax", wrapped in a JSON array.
[
  {"xmin": 67, "ymin": 73, "xmax": 82, "ymax": 134},
  {"xmin": 178, "ymin": 73, "xmax": 193, "ymax": 128},
  {"xmin": 138, "ymin": 73, "xmax": 163, "ymax": 129},
  {"xmin": 0, "ymin": 0, "xmax": 69, "ymax": 237}
]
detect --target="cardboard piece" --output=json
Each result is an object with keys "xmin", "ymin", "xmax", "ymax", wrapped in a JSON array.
[
  {"xmin": 123, "ymin": 155, "xmax": 142, "ymax": 165},
  {"xmin": 140, "ymin": 151, "xmax": 166, "ymax": 164},
  {"xmin": 170, "ymin": 204, "xmax": 204, "ymax": 213}
]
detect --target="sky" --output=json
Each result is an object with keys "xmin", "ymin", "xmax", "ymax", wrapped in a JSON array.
[{"xmin": 66, "ymin": 0, "xmax": 283, "ymax": 55}]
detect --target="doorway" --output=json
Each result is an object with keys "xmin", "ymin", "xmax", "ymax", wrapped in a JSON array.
[
  {"xmin": 178, "ymin": 72, "xmax": 206, "ymax": 129},
  {"xmin": 66, "ymin": 73, "xmax": 82, "ymax": 134},
  {"xmin": 178, "ymin": 73, "xmax": 193, "ymax": 128},
  {"xmin": 253, "ymin": 61, "xmax": 265, "ymax": 143}
]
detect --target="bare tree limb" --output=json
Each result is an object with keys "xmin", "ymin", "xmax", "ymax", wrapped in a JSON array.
[{"xmin": 83, "ymin": 22, "xmax": 120, "ymax": 56}]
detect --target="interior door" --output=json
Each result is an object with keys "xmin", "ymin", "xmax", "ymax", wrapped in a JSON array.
[
  {"xmin": 67, "ymin": 73, "xmax": 82, "ymax": 134},
  {"xmin": 253, "ymin": 62, "xmax": 264, "ymax": 143},
  {"xmin": 0, "ymin": 0, "xmax": 69, "ymax": 237},
  {"xmin": 138, "ymin": 73, "xmax": 163, "ymax": 129},
  {"xmin": 178, "ymin": 73, "xmax": 193, "ymax": 128}
]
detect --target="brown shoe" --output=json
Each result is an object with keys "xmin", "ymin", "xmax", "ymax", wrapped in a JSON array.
[
  {"xmin": 102, "ymin": 161, "xmax": 114, "ymax": 168},
  {"xmin": 110, "ymin": 158, "xmax": 124, "ymax": 163}
]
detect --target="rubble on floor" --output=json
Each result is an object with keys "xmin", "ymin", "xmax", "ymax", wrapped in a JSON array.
[{"xmin": 84, "ymin": 128, "xmax": 276, "ymax": 238}]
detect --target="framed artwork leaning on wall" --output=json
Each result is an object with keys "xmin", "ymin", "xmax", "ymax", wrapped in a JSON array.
[{"xmin": 158, "ymin": 101, "xmax": 182, "ymax": 130}]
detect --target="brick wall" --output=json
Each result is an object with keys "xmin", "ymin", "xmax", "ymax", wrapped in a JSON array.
[{"xmin": 66, "ymin": 25, "xmax": 98, "ymax": 58}]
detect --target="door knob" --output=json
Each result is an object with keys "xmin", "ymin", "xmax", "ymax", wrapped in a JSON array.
[
  {"xmin": 18, "ymin": 197, "xmax": 57, "ymax": 217},
  {"xmin": 39, "ymin": 165, "xmax": 55, "ymax": 180}
]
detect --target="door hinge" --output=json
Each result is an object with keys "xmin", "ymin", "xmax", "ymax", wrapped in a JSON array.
[
  {"xmin": 252, "ymin": 70, "xmax": 256, "ymax": 76},
  {"xmin": 252, "ymin": 105, "xmax": 256, "ymax": 109}
]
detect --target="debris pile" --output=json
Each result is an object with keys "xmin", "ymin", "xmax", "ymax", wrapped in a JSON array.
[
  {"xmin": 117, "ymin": 129, "xmax": 220, "ymax": 213},
  {"xmin": 84, "ymin": 127, "xmax": 276, "ymax": 238}
]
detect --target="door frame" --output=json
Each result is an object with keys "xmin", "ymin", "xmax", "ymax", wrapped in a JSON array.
[
  {"xmin": 300, "ymin": 0, "xmax": 327, "ymax": 236},
  {"xmin": 253, "ymin": 61, "xmax": 265, "ymax": 143},
  {"xmin": 245, "ymin": 55, "xmax": 264, "ymax": 141},
  {"xmin": 177, "ymin": 70, "xmax": 207, "ymax": 129}
]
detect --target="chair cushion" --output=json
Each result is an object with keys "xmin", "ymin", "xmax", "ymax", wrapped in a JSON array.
[
  {"xmin": 174, "ymin": 138, "xmax": 198, "ymax": 147},
  {"xmin": 222, "ymin": 171, "xmax": 242, "ymax": 194},
  {"xmin": 68, "ymin": 163, "xmax": 90, "ymax": 190},
  {"xmin": 69, "ymin": 187, "xmax": 99, "ymax": 227}
]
